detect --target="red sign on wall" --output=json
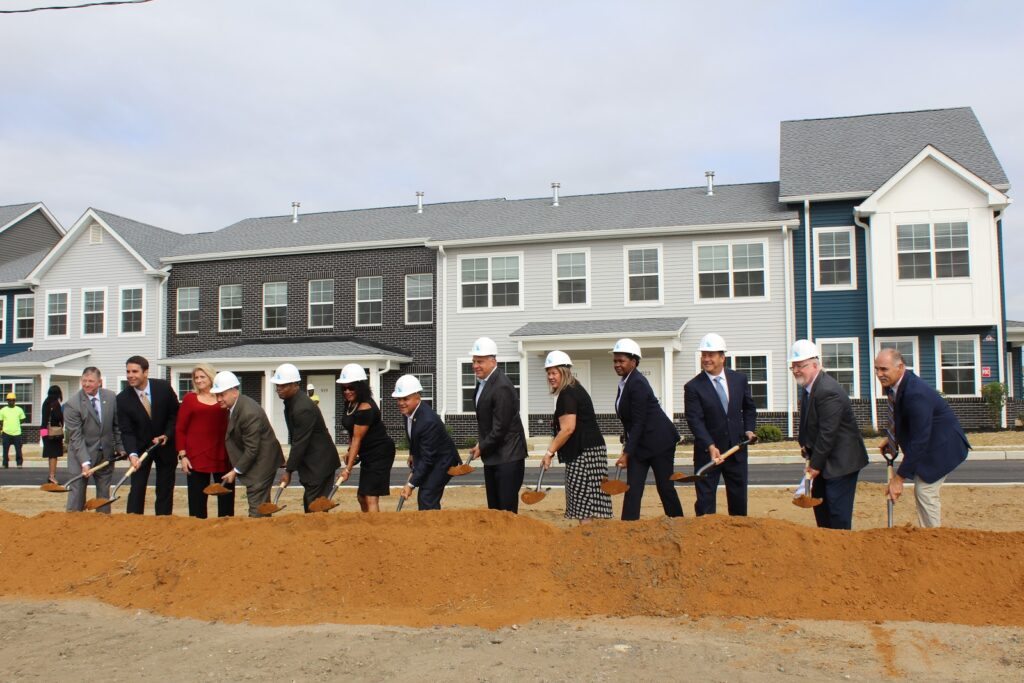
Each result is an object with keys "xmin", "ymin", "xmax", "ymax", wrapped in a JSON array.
[{"xmin": 982, "ymin": 366, "xmax": 992, "ymax": 378}]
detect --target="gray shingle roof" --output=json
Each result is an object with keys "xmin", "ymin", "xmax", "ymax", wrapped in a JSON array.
[
  {"xmin": 1007, "ymin": 320, "xmax": 1024, "ymax": 328},
  {"xmin": 92, "ymin": 209, "xmax": 187, "ymax": 269},
  {"xmin": 0, "ymin": 348, "xmax": 90, "ymax": 364},
  {"xmin": 168, "ymin": 183, "xmax": 798, "ymax": 260},
  {"xmin": 511, "ymin": 317, "xmax": 688, "ymax": 337},
  {"xmin": 164, "ymin": 340, "xmax": 411, "ymax": 362},
  {"xmin": 0, "ymin": 248, "xmax": 50, "ymax": 285},
  {"xmin": 0, "ymin": 203, "xmax": 38, "ymax": 230},
  {"xmin": 779, "ymin": 107, "xmax": 1010, "ymax": 199}
]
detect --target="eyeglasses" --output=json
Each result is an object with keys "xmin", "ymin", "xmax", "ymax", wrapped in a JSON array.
[
  {"xmin": 340, "ymin": 384, "xmax": 356, "ymax": 391},
  {"xmin": 790, "ymin": 361, "xmax": 815, "ymax": 372}
]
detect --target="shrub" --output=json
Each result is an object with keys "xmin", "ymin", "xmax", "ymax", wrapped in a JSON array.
[
  {"xmin": 755, "ymin": 424, "xmax": 783, "ymax": 442},
  {"xmin": 861, "ymin": 427, "xmax": 881, "ymax": 439},
  {"xmin": 982, "ymin": 382, "xmax": 1008, "ymax": 427}
]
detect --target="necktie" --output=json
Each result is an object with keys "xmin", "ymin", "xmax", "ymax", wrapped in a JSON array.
[
  {"xmin": 475, "ymin": 380, "xmax": 485, "ymax": 405},
  {"xmin": 140, "ymin": 391, "xmax": 152, "ymax": 417},
  {"xmin": 884, "ymin": 388, "xmax": 899, "ymax": 456},
  {"xmin": 91, "ymin": 396, "xmax": 100, "ymax": 421},
  {"xmin": 798, "ymin": 388, "xmax": 809, "ymax": 437},
  {"xmin": 714, "ymin": 376, "xmax": 729, "ymax": 413}
]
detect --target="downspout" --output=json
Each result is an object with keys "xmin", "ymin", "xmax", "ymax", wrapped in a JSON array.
[
  {"xmin": 438, "ymin": 244, "xmax": 448, "ymax": 418},
  {"xmin": 854, "ymin": 211, "xmax": 877, "ymax": 430},
  {"xmin": 156, "ymin": 269, "xmax": 169, "ymax": 379},
  {"xmin": 804, "ymin": 199, "xmax": 813, "ymax": 341},
  {"xmin": 994, "ymin": 210, "xmax": 1008, "ymax": 427},
  {"xmin": 782, "ymin": 224, "xmax": 794, "ymax": 437}
]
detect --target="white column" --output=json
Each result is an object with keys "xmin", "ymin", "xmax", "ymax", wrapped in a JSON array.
[
  {"xmin": 662, "ymin": 344, "xmax": 674, "ymax": 418},
  {"xmin": 519, "ymin": 347, "xmax": 530, "ymax": 437},
  {"xmin": 368, "ymin": 364, "xmax": 381, "ymax": 404},
  {"xmin": 262, "ymin": 368, "xmax": 275, "ymax": 416}
]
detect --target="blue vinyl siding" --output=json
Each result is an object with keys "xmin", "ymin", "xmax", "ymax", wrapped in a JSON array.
[
  {"xmin": 980, "ymin": 325, "xmax": 1001, "ymax": 387},
  {"xmin": 0, "ymin": 291, "xmax": 33, "ymax": 358},
  {"xmin": 793, "ymin": 205, "xmax": 807, "ymax": 340},
  {"xmin": 1013, "ymin": 347, "xmax": 1023, "ymax": 398}
]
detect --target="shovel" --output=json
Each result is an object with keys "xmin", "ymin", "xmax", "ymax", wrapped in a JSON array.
[
  {"xmin": 882, "ymin": 450, "xmax": 897, "ymax": 528},
  {"xmin": 257, "ymin": 480, "xmax": 288, "ymax": 516},
  {"xmin": 600, "ymin": 465, "xmax": 629, "ymax": 496},
  {"xmin": 791, "ymin": 474, "xmax": 823, "ymax": 508},
  {"xmin": 396, "ymin": 473, "xmax": 414, "ymax": 512},
  {"xmin": 309, "ymin": 469, "xmax": 347, "ymax": 513},
  {"xmin": 203, "ymin": 482, "xmax": 232, "ymax": 495},
  {"xmin": 41, "ymin": 459, "xmax": 112, "ymax": 493},
  {"xmin": 447, "ymin": 451, "xmax": 476, "ymax": 477},
  {"xmin": 671, "ymin": 438, "xmax": 753, "ymax": 483},
  {"xmin": 85, "ymin": 444, "xmax": 156, "ymax": 511},
  {"xmin": 520, "ymin": 467, "xmax": 549, "ymax": 505}
]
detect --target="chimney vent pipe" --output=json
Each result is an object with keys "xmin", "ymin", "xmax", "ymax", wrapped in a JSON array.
[
  {"xmin": 705, "ymin": 171, "xmax": 715, "ymax": 197},
  {"xmin": 291, "ymin": 201, "xmax": 300, "ymax": 223},
  {"xmin": 551, "ymin": 182, "xmax": 560, "ymax": 207}
]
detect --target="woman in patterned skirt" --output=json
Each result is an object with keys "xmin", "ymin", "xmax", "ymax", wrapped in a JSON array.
[{"xmin": 540, "ymin": 351, "xmax": 613, "ymax": 522}]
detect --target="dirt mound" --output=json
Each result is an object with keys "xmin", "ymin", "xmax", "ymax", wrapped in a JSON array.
[{"xmin": 0, "ymin": 509, "xmax": 1021, "ymax": 629}]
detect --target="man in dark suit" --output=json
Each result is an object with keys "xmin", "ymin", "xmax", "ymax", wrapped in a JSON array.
[
  {"xmin": 612, "ymin": 338, "xmax": 684, "ymax": 521},
  {"xmin": 875, "ymin": 348, "xmax": 970, "ymax": 527},
  {"xmin": 271, "ymin": 363, "xmax": 340, "ymax": 513},
  {"xmin": 64, "ymin": 367, "xmax": 123, "ymax": 513},
  {"xmin": 683, "ymin": 333, "xmax": 758, "ymax": 516},
  {"xmin": 393, "ymin": 374, "xmax": 462, "ymax": 510},
  {"xmin": 468, "ymin": 337, "xmax": 528, "ymax": 513},
  {"xmin": 791, "ymin": 340, "xmax": 868, "ymax": 530},
  {"xmin": 118, "ymin": 355, "xmax": 179, "ymax": 516},
  {"xmin": 212, "ymin": 371, "xmax": 285, "ymax": 518}
]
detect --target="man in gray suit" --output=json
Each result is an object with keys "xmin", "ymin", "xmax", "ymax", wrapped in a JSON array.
[
  {"xmin": 790, "ymin": 340, "xmax": 869, "ymax": 530},
  {"xmin": 211, "ymin": 371, "xmax": 285, "ymax": 517},
  {"xmin": 63, "ymin": 367, "xmax": 124, "ymax": 513}
]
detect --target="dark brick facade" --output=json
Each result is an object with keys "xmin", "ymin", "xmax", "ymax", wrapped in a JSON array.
[{"xmin": 165, "ymin": 247, "xmax": 436, "ymax": 440}]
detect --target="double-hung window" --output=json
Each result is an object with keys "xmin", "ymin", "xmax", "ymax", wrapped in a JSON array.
[
  {"xmin": 554, "ymin": 249, "xmax": 589, "ymax": 307},
  {"xmin": 14, "ymin": 295, "xmax": 33, "ymax": 341},
  {"xmin": 459, "ymin": 254, "xmax": 522, "ymax": 310},
  {"xmin": 308, "ymin": 279, "xmax": 334, "ymax": 328},
  {"xmin": 405, "ymin": 274, "xmax": 433, "ymax": 324},
  {"xmin": 625, "ymin": 246, "xmax": 661, "ymax": 304},
  {"xmin": 356, "ymin": 276, "xmax": 383, "ymax": 326},
  {"xmin": 263, "ymin": 282, "xmax": 287, "ymax": 330},
  {"xmin": 177, "ymin": 287, "xmax": 200, "ymax": 334},
  {"xmin": 815, "ymin": 228, "xmax": 856, "ymax": 289},
  {"xmin": 697, "ymin": 241, "xmax": 767, "ymax": 300},
  {"xmin": 219, "ymin": 284, "xmax": 242, "ymax": 332},
  {"xmin": 461, "ymin": 361, "xmax": 520, "ymax": 411},
  {"xmin": 876, "ymin": 338, "xmax": 917, "ymax": 376},
  {"xmin": 937, "ymin": 336, "xmax": 978, "ymax": 396},
  {"xmin": 120, "ymin": 286, "xmax": 144, "ymax": 335},
  {"xmin": 46, "ymin": 291, "xmax": 68, "ymax": 337},
  {"xmin": 730, "ymin": 355, "xmax": 769, "ymax": 409},
  {"xmin": 818, "ymin": 339, "xmax": 859, "ymax": 398},
  {"xmin": 82, "ymin": 288, "xmax": 106, "ymax": 336}
]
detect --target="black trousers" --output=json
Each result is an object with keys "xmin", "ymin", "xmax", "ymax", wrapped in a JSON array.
[
  {"xmin": 186, "ymin": 471, "xmax": 235, "ymax": 518},
  {"xmin": 301, "ymin": 472, "xmax": 335, "ymax": 513},
  {"xmin": 622, "ymin": 449, "xmax": 683, "ymax": 521},
  {"xmin": 812, "ymin": 469, "xmax": 860, "ymax": 530},
  {"xmin": 417, "ymin": 462, "xmax": 454, "ymax": 511},
  {"xmin": 694, "ymin": 454, "xmax": 748, "ymax": 516},
  {"xmin": 126, "ymin": 447, "xmax": 177, "ymax": 515},
  {"xmin": 484, "ymin": 459, "xmax": 525, "ymax": 514}
]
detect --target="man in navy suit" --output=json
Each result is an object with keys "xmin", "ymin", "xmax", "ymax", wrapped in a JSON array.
[
  {"xmin": 612, "ymin": 338, "xmax": 684, "ymax": 521},
  {"xmin": 875, "ymin": 348, "xmax": 970, "ymax": 527},
  {"xmin": 683, "ymin": 333, "xmax": 758, "ymax": 516},
  {"xmin": 118, "ymin": 355, "xmax": 179, "ymax": 516},
  {"xmin": 393, "ymin": 375, "xmax": 462, "ymax": 510}
]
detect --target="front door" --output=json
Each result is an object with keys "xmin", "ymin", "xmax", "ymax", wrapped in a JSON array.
[{"xmin": 308, "ymin": 374, "xmax": 336, "ymax": 441}]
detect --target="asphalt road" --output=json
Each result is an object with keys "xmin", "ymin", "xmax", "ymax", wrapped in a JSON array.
[{"xmin": 3, "ymin": 459, "xmax": 1023, "ymax": 488}]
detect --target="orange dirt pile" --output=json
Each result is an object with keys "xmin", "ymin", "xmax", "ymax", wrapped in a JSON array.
[{"xmin": 0, "ymin": 509, "xmax": 1022, "ymax": 629}]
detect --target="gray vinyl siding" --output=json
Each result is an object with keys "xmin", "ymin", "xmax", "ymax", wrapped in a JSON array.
[
  {"xmin": 0, "ymin": 211, "xmax": 62, "ymax": 264},
  {"xmin": 440, "ymin": 229, "xmax": 792, "ymax": 417},
  {"xmin": 31, "ymin": 227, "xmax": 165, "ymax": 386}
]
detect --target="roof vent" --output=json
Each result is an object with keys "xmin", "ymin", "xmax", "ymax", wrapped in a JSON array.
[
  {"xmin": 551, "ymin": 182, "xmax": 560, "ymax": 207},
  {"xmin": 291, "ymin": 202, "xmax": 301, "ymax": 223},
  {"xmin": 705, "ymin": 171, "xmax": 715, "ymax": 197},
  {"xmin": 416, "ymin": 191, "xmax": 424, "ymax": 214}
]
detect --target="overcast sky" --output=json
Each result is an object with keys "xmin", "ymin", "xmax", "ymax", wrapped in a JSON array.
[{"xmin": 3, "ymin": 0, "xmax": 1023, "ymax": 316}]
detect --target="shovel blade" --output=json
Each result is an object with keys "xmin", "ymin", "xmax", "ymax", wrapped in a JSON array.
[
  {"xmin": 257, "ymin": 503, "xmax": 286, "ymax": 515},
  {"xmin": 669, "ymin": 472, "xmax": 704, "ymax": 483},
  {"xmin": 600, "ymin": 479, "xmax": 629, "ymax": 496},
  {"xmin": 791, "ymin": 495, "xmax": 823, "ymax": 508},
  {"xmin": 521, "ymin": 490, "xmax": 546, "ymax": 505},
  {"xmin": 447, "ymin": 464, "xmax": 473, "ymax": 476},
  {"xmin": 85, "ymin": 497, "xmax": 115, "ymax": 510},
  {"xmin": 308, "ymin": 497, "xmax": 338, "ymax": 513},
  {"xmin": 40, "ymin": 483, "xmax": 67, "ymax": 492},
  {"xmin": 203, "ymin": 483, "xmax": 232, "ymax": 496}
]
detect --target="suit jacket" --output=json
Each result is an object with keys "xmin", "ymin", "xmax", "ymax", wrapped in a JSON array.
[
  {"xmin": 474, "ymin": 368, "xmax": 528, "ymax": 466},
  {"xmin": 407, "ymin": 401, "xmax": 461, "ymax": 488},
  {"xmin": 892, "ymin": 371, "xmax": 970, "ymax": 483},
  {"xmin": 683, "ymin": 368, "xmax": 758, "ymax": 464},
  {"xmin": 64, "ymin": 388, "xmax": 123, "ymax": 466},
  {"xmin": 226, "ymin": 394, "xmax": 285, "ymax": 486},
  {"xmin": 616, "ymin": 369, "xmax": 680, "ymax": 460},
  {"xmin": 798, "ymin": 371, "xmax": 868, "ymax": 479},
  {"xmin": 283, "ymin": 391, "xmax": 340, "ymax": 483},
  {"xmin": 116, "ymin": 378, "xmax": 179, "ymax": 460}
]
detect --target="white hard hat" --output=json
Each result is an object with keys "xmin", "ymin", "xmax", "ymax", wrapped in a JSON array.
[
  {"xmin": 211, "ymin": 371, "xmax": 240, "ymax": 394},
  {"xmin": 336, "ymin": 363, "xmax": 368, "ymax": 384},
  {"xmin": 271, "ymin": 363, "xmax": 301, "ymax": 385},
  {"xmin": 391, "ymin": 374, "xmax": 424, "ymax": 398},
  {"xmin": 306, "ymin": 383, "xmax": 315, "ymax": 391},
  {"xmin": 611, "ymin": 338, "xmax": 642, "ymax": 359},
  {"xmin": 790, "ymin": 339, "xmax": 820, "ymax": 363},
  {"xmin": 698, "ymin": 333, "xmax": 727, "ymax": 353},
  {"xmin": 544, "ymin": 350, "xmax": 573, "ymax": 368},
  {"xmin": 470, "ymin": 336, "xmax": 498, "ymax": 357}
]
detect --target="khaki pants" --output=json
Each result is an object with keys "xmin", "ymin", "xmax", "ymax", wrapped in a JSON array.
[{"xmin": 913, "ymin": 475, "xmax": 946, "ymax": 528}]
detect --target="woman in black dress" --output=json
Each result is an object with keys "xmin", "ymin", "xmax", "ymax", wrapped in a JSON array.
[
  {"xmin": 39, "ymin": 385, "xmax": 64, "ymax": 485},
  {"xmin": 337, "ymin": 363, "xmax": 395, "ymax": 512},
  {"xmin": 540, "ymin": 351, "xmax": 613, "ymax": 523}
]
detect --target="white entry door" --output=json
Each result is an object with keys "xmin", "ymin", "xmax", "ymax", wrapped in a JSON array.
[
  {"xmin": 308, "ymin": 374, "xmax": 336, "ymax": 440},
  {"xmin": 634, "ymin": 359, "xmax": 664, "ymax": 407}
]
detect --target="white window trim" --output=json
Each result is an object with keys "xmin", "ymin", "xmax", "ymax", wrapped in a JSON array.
[
  {"xmin": 0, "ymin": 297, "xmax": 5, "ymax": 344},
  {"xmin": 412, "ymin": 373, "xmax": 435, "ymax": 404},
  {"xmin": 307, "ymin": 279, "xmax": 334, "ymax": 330},
  {"xmin": 13, "ymin": 294, "xmax": 34, "ymax": 342},
  {"xmin": 895, "ymin": 219, "xmax": 972, "ymax": 283},
  {"xmin": 814, "ymin": 226, "xmax": 857, "ymax": 292},
  {"xmin": 932, "ymin": 221, "xmax": 972, "ymax": 280},
  {"xmin": 456, "ymin": 357, "xmax": 521, "ymax": 413},
  {"xmin": 176, "ymin": 371, "xmax": 194, "ymax": 397},
  {"xmin": 689, "ymin": 350, "xmax": 774, "ymax": 411},
  {"xmin": 622, "ymin": 244, "xmax": 664, "ymax": 307},
  {"xmin": 354, "ymin": 276, "xmax": 383, "ymax": 328},
  {"xmin": 816, "ymin": 336, "xmax": 860, "ymax": 399},
  {"xmin": 692, "ymin": 237, "xmax": 772, "ymax": 304},
  {"xmin": 404, "ymin": 273, "xmax": 434, "ymax": 326},
  {"xmin": 44, "ymin": 289, "xmax": 70, "ymax": 340},
  {"xmin": 117, "ymin": 284, "xmax": 146, "ymax": 337},
  {"xmin": 117, "ymin": 376, "xmax": 129, "ymax": 394},
  {"xmin": 935, "ymin": 335, "xmax": 981, "ymax": 397},
  {"xmin": 456, "ymin": 251, "xmax": 526, "ymax": 313},
  {"xmin": 176, "ymin": 286, "xmax": 200, "ymax": 335},
  {"xmin": 81, "ymin": 287, "xmax": 107, "ymax": 338},
  {"xmin": 262, "ymin": 282, "xmax": 288, "ymax": 331},
  {"xmin": 552, "ymin": 247, "xmax": 592, "ymax": 310},
  {"xmin": 218, "ymin": 284, "xmax": 243, "ymax": 334},
  {"xmin": 875, "ymin": 336, "xmax": 919, "ymax": 376}
]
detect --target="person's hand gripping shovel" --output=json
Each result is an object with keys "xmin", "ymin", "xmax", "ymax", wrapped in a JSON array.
[
  {"xmin": 672, "ymin": 436, "xmax": 756, "ymax": 483},
  {"xmin": 521, "ymin": 466, "xmax": 551, "ymax": 505}
]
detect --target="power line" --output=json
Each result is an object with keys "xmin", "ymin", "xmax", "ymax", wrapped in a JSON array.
[{"xmin": 0, "ymin": 0, "xmax": 153, "ymax": 14}]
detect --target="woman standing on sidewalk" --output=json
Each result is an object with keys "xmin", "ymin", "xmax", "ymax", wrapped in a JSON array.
[
  {"xmin": 39, "ymin": 386, "xmax": 64, "ymax": 485},
  {"xmin": 176, "ymin": 363, "xmax": 234, "ymax": 517}
]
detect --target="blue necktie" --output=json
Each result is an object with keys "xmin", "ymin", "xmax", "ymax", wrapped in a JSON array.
[{"xmin": 714, "ymin": 376, "xmax": 729, "ymax": 413}]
